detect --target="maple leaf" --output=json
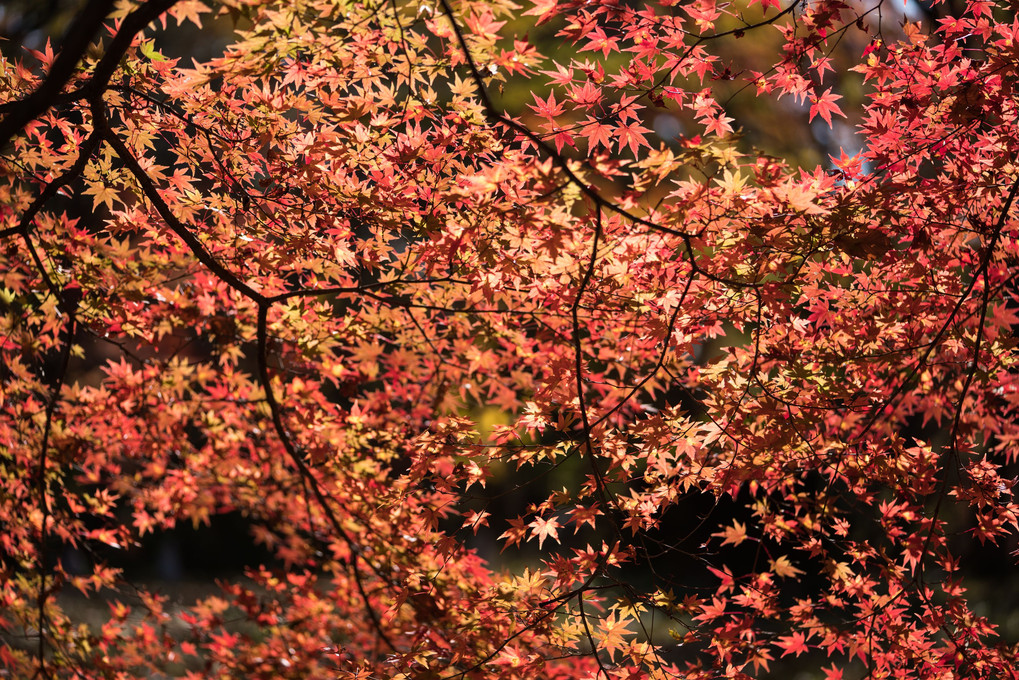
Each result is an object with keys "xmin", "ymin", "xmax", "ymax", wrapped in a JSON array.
[
  {"xmin": 712, "ymin": 521, "xmax": 748, "ymax": 546},
  {"xmin": 523, "ymin": 0, "xmax": 560, "ymax": 25},
  {"xmin": 707, "ymin": 565, "xmax": 735, "ymax": 593},
  {"xmin": 823, "ymin": 664, "xmax": 845, "ymax": 680},
  {"xmin": 581, "ymin": 117, "xmax": 615, "ymax": 149},
  {"xmin": 529, "ymin": 91, "xmax": 565, "ymax": 121},
  {"xmin": 551, "ymin": 127, "xmax": 575, "ymax": 153},
  {"xmin": 463, "ymin": 509, "xmax": 491, "ymax": 533},
  {"xmin": 84, "ymin": 181, "xmax": 119, "ymax": 210},
  {"xmin": 615, "ymin": 120, "xmax": 653, "ymax": 155},
  {"xmin": 450, "ymin": 73, "xmax": 478, "ymax": 100},
  {"xmin": 27, "ymin": 38, "xmax": 56, "ymax": 68},
  {"xmin": 597, "ymin": 613, "xmax": 633, "ymax": 660},
  {"xmin": 777, "ymin": 631, "xmax": 810, "ymax": 657},
  {"xmin": 715, "ymin": 167, "xmax": 748, "ymax": 194},
  {"xmin": 499, "ymin": 516, "xmax": 529, "ymax": 548},
  {"xmin": 167, "ymin": 0, "xmax": 209, "ymax": 27},
  {"xmin": 694, "ymin": 597, "xmax": 728, "ymax": 622},
  {"xmin": 809, "ymin": 88, "xmax": 846, "ymax": 125},
  {"xmin": 528, "ymin": 515, "xmax": 561, "ymax": 548},
  {"xmin": 541, "ymin": 61, "xmax": 574, "ymax": 86},
  {"xmin": 581, "ymin": 26, "xmax": 620, "ymax": 57},
  {"xmin": 570, "ymin": 504, "xmax": 601, "ymax": 532},
  {"xmin": 770, "ymin": 555, "xmax": 805, "ymax": 579}
]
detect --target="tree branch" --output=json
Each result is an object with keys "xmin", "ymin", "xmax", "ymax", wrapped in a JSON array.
[
  {"xmin": 0, "ymin": 0, "xmax": 179, "ymax": 150},
  {"xmin": 0, "ymin": 0, "xmax": 114, "ymax": 148}
]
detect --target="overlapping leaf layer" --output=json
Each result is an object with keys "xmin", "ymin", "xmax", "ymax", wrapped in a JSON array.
[{"xmin": 2, "ymin": 0, "xmax": 1019, "ymax": 677}]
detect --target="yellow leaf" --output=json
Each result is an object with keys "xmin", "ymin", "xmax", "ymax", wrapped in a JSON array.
[
  {"xmin": 84, "ymin": 182, "xmax": 118, "ymax": 210},
  {"xmin": 712, "ymin": 520, "xmax": 748, "ymax": 546},
  {"xmin": 770, "ymin": 555, "xmax": 804, "ymax": 579}
]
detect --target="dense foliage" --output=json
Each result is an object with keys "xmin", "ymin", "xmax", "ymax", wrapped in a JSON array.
[{"xmin": 2, "ymin": 0, "xmax": 1019, "ymax": 677}]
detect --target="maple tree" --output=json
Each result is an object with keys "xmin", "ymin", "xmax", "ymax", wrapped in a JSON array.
[{"xmin": 2, "ymin": 0, "xmax": 1019, "ymax": 677}]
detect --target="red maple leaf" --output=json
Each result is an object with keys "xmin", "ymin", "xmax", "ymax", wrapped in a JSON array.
[{"xmin": 809, "ymin": 88, "xmax": 846, "ymax": 125}]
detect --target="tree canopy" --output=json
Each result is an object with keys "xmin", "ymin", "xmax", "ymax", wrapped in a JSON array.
[{"xmin": 2, "ymin": 0, "xmax": 1019, "ymax": 677}]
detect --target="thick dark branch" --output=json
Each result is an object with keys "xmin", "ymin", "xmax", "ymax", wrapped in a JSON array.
[
  {"xmin": 571, "ymin": 209, "xmax": 612, "ymax": 501},
  {"xmin": 0, "ymin": 0, "xmax": 178, "ymax": 150},
  {"xmin": 76, "ymin": 0, "xmax": 179, "ymax": 100},
  {"xmin": 104, "ymin": 130, "xmax": 266, "ymax": 304},
  {"xmin": 0, "ymin": 0, "xmax": 114, "ymax": 148},
  {"xmin": 255, "ymin": 304, "xmax": 398, "ymax": 653}
]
